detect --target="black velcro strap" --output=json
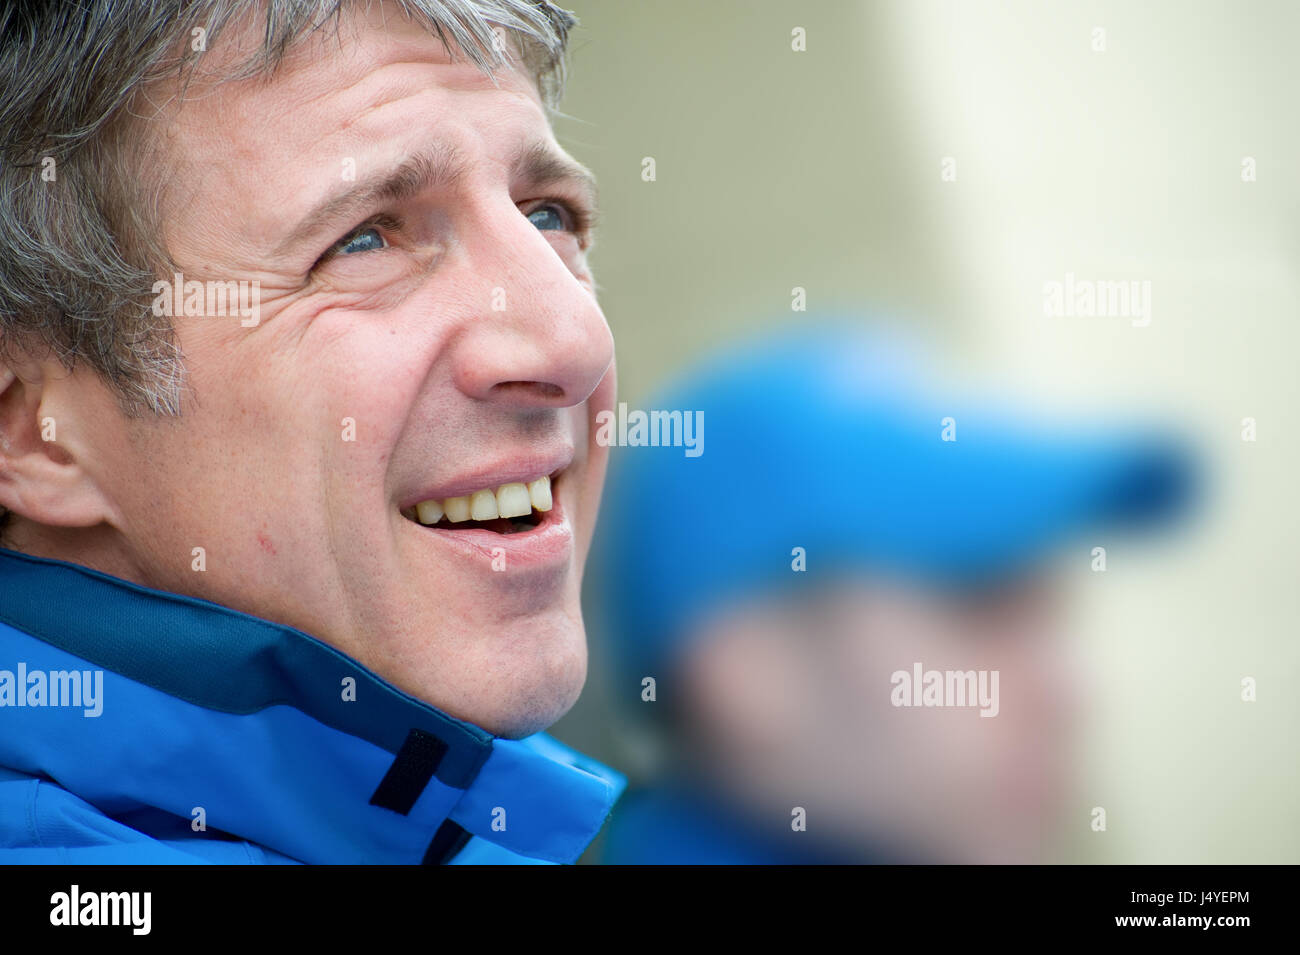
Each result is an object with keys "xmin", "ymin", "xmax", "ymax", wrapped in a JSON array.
[
  {"xmin": 368, "ymin": 728, "xmax": 448, "ymax": 815},
  {"xmin": 423, "ymin": 819, "xmax": 473, "ymax": 865}
]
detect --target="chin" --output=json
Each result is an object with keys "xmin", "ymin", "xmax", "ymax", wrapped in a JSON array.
[
  {"xmin": 440, "ymin": 613, "xmax": 589, "ymax": 739},
  {"xmin": 475, "ymin": 646, "xmax": 588, "ymax": 739}
]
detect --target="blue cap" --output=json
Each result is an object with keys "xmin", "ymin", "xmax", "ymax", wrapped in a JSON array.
[{"xmin": 594, "ymin": 318, "xmax": 1199, "ymax": 690}]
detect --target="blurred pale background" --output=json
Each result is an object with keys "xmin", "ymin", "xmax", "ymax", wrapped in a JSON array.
[{"xmin": 548, "ymin": 0, "xmax": 1299, "ymax": 863}]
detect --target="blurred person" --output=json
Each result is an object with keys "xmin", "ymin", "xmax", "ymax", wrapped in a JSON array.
[
  {"xmin": 0, "ymin": 0, "xmax": 623, "ymax": 864},
  {"xmin": 596, "ymin": 320, "xmax": 1196, "ymax": 864}
]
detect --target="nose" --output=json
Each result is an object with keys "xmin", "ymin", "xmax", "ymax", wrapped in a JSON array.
[{"xmin": 449, "ymin": 199, "xmax": 613, "ymax": 410}]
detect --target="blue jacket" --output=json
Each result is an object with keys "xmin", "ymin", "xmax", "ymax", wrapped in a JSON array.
[
  {"xmin": 0, "ymin": 548, "xmax": 624, "ymax": 864},
  {"xmin": 601, "ymin": 778, "xmax": 911, "ymax": 865},
  {"xmin": 600, "ymin": 781, "xmax": 842, "ymax": 865}
]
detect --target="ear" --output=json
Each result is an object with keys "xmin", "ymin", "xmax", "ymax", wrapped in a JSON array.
[{"xmin": 0, "ymin": 362, "xmax": 117, "ymax": 530}]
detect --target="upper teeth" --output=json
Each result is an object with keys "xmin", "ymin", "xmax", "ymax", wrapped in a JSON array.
[{"xmin": 411, "ymin": 475, "xmax": 552, "ymax": 525}]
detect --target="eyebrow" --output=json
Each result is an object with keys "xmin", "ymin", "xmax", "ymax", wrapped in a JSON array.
[{"xmin": 275, "ymin": 139, "xmax": 599, "ymax": 258}]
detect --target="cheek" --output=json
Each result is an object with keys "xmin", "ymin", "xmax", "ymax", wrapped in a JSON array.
[
  {"xmin": 119, "ymin": 347, "xmax": 372, "ymax": 572},
  {"xmin": 106, "ymin": 419, "xmax": 279, "ymax": 598},
  {"xmin": 230, "ymin": 322, "xmax": 420, "ymax": 495}
]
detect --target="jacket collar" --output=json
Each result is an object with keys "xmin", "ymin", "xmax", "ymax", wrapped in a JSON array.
[{"xmin": 0, "ymin": 547, "xmax": 623, "ymax": 863}]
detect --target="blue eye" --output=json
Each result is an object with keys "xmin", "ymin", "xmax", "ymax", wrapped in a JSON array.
[
  {"xmin": 527, "ymin": 204, "xmax": 567, "ymax": 232},
  {"xmin": 336, "ymin": 227, "xmax": 386, "ymax": 255}
]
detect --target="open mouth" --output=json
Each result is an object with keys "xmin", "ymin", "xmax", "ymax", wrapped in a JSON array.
[{"xmin": 400, "ymin": 473, "xmax": 556, "ymax": 536}]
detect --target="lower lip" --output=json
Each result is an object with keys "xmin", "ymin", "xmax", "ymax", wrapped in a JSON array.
[{"xmin": 405, "ymin": 497, "xmax": 573, "ymax": 570}]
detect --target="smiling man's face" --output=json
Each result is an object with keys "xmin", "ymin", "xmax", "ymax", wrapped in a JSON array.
[{"xmin": 12, "ymin": 5, "xmax": 614, "ymax": 737}]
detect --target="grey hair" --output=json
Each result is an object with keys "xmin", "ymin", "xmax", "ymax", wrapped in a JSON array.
[{"xmin": 0, "ymin": 0, "xmax": 577, "ymax": 420}]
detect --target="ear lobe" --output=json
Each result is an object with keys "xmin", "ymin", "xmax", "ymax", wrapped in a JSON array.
[{"xmin": 0, "ymin": 364, "xmax": 116, "ymax": 529}]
